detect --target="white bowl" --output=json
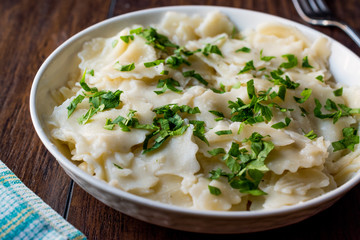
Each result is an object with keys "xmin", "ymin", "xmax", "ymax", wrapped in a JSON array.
[{"xmin": 30, "ymin": 5, "xmax": 360, "ymax": 233}]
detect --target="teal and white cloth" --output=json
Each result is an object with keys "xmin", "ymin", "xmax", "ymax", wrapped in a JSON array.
[{"xmin": 0, "ymin": 160, "xmax": 86, "ymax": 240}]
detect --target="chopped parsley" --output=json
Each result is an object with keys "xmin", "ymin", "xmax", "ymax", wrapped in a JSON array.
[
  {"xmin": 304, "ymin": 130, "xmax": 317, "ymax": 140},
  {"xmin": 120, "ymin": 35, "xmax": 134, "ymax": 44},
  {"xmin": 88, "ymin": 69, "xmax": 94, "ymax": 76},
  {"xmin": 260, "ymin": 49, "xmax": 275, "ymax": 62},
  {"xmin": 189, "ymin": 120, "xmax": 209, "ymax": 145},
  {"xmin": 182, "ymin": 70, "xmax": 208, "ymax": 86},
  {"xmin": 154, "ymin": 78, "xmax": 182, "ymax": 95},
  {"xmin": 269, "ymin": 69, "xmax": 300, "ymax": 89},
  {"xmin": 332, "ymin": 127, "xmax": 359, "ymax": 152},
  {"xmin": 316, "ymin": 75, "xmax": 324, "ymax": 82},
  {"xmin": 67, "ymin": 70, "xmax": 122, "ymax": 124},
  {"xmin": 215, "ymin": 130, "xmax": 233, "ymax": 135},
  {"xmin": 208, "ymin": 185, "xmax": 222, "ymax": 196},
  {"xmin": 144, "ymin": 59, "xmax": 165, "ymax": 68},
  {"xmin": 333, "ymin": 87, "xmax": 343, "ymax": 97},
  {"xmin": 279, "ymin": 54, "xmax": 298, "ymax": 69},
  {"xmin": 302, "ymin": 56, "xmax": 313, "ymax": 68},
  {"xmin": 271, "ymin": 117, "xmax": 291, "ymax": 129},
  {"xmin": 113, "ymin": 163, "xmax": 123, "ymax": 169},
  {"xmin": 228, "ymin": 79, "xmax": 273, "ymax": 125},
  {"xmin": 114, "ymin": 62, "xmax": 135, "ymax": 72},
  {"xmin": 209, "ymin": 110, "xmax": 225, "ymax": 121},
  {"xmin": 238, "ymin": 60, "xmax": 255, "ymax": 74},
  {"xmin": 294, "ymin": 88, "xmax": 312, "ymax": 103},
  {"xmin": 211, "ymin": 83, "xmax": 226, "ymax": 94},
  {"xmin": 142, "ymin": 104, "xmax": 201, "ymax": 154},
  {"xmin": 131, "ymin": 27, "xmax": 178, "ymax": 52},
  {"xmin": 202, "ymin": 43, "xmax": 223, "ymax": 57},
  {"xmin": 208, "ymin": 132, "xmax": 274, "ymax": 196},
  {"xmin": 236, "ymin": 47, "xmax": 251, "ymax": 53}
]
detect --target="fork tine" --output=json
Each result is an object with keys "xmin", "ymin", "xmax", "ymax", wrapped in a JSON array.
[
  {"xmin": 297, "ymin": 0, "xmax": 313, "ymax": 15},
  {"xmin": 308, "ymin": 0, "xmax": 321, "ymax": 13},
  {"xmin": 315, "ymin": 0, "xmax": 332, "ymax": 15}
]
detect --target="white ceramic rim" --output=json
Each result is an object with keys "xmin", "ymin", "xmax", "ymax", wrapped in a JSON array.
[{"xmin": 30, "ymin": 5, "xmax": 360, "ymax": 219}]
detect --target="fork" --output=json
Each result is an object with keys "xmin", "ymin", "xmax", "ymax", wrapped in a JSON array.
[{"xmin": 292, "ymin": 0, "xmax": 360, "ymax": 47}]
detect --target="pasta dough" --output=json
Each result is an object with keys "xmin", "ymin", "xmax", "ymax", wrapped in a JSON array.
[{"xmin": 49, "ymin": 11, "xmax": 360, "ymax": 211}]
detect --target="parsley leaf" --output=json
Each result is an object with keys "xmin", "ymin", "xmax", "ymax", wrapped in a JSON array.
[
  {"xmin": 154, "ymin": 78, "xmax": 182, "ymax": 95},
  {"xmin": 189, "ymin": 120, "xmax": 209, "ymax": 145},
  {"xmin": 316, "ymin": 75, "xmax": 324, "ymax": 82},
  {"xmin": 144, "ymin": 59, "xmax": 164, "ymax": 68},
  {"xmin": 269, "ymin": 70, "xmax": 300, "ymax": 89},
  {"xmin": 208, "ymin": 148, "xmax": 226, "ymax": 156},
  {"xmin": 114, "ymin": 62, "xmax": 135, "ymax": 71},
  {"xmin": 182, "ymin": 70, "xmax": 208, "ymax": 86},
  {"xmin": 209, "ymin": 110, "xmax": 225, "ymax": 121},
  {"xmin": 236, "ymin": 47, "xmax": 251, "ymax": 53},
  {"xmin": 333, "ymin": 87, "xmax": 343, "ymax": 97},
  {"xmin": 113, "ymin": 163, "xmax": 123, "ymax": 169},
  {"xmin": 208, "ymin": 132, "xmax": 274, "ymax": 196},
  {"xmin": 211, "ymin": 83, "xmax": 226, "ymax": 94},
  {"xmin": 304, "ymin": 130, "xmax": 317, "ymax": 140},
  {"xmin": 302, "ymin": 56, "xmax": 313, "ymax": 68},
  {"xmin": 271, "ymin": 117, "xmax": 291, "ymax": 129},
  {"xmin": 260, "ymin": 49, "xmax": 275, "ymax": 62},
  {"xmin": 279, "ymin": 54, "xmax": 298, "ymax": 69},
  {"xmin": 133, "ymin": 27, "xmax": 178, "ymax": 51},
  {"xmin": 215, "ymin": 130, "xmax": 233, "ymax": 135},
  {"xmin": 202, "ymin": 43, "xmax": 223, "ymax": 57},
  {"xmin": 67, "ymin": 95, "xmax": 85, "ymax": 118},
  {"xmin": 120, "ymin": 35, "xmax": 134, "ymax": 44},
  {"xmin": 229, "ymin": 79, "xmax": 273, "ymax": 125},
  {"xmin": 294, "ymin": 88, "xmax": 312, "ymax": 103},
  {"xmin": 142, "ymin": 104, "xmax": 200, "ymax": 154},
  {"xmin": 332, "ymin": 127, "xmax": 359, "ymax": 152},
  {"xmin": 208, "ymin": 185, "xmax": 222, "ymax": 196},
  {"xmin": 238, "ymin": 60, "xmax": 255, "ymax": 74}
]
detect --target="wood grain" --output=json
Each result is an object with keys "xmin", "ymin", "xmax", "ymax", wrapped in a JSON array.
[{"xmin": 1, "ymin": 0, "xmax": 360, "ymax": 239}]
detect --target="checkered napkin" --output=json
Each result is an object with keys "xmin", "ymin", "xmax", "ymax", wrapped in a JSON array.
[{"xmin": 0, "ymin": 160, "xmax": 86, "ymax": 240}]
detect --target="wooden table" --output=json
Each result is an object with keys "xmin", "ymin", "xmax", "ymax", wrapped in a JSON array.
[{"xmin": 1, "ymin": 0, "xmax": 360, "ymax": 239}]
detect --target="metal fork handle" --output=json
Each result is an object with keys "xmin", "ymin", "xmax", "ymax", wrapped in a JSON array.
[{"xmin": 329, "ymin": 21, "xmax": 360, "ymax": 48}]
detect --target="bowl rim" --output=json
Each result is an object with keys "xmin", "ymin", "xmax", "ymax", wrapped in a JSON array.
[{"xmin": 30, "ymin": 5, "xmax": 360, "ymax": 218}]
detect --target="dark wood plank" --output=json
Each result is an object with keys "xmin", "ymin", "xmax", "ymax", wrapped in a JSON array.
[{"xmin": 0, "ymin": 0, "xmax": 111, "ymax": 214}]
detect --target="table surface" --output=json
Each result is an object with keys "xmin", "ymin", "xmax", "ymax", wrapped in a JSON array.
[{"xmin": 1, "ymin": 0, "xmax": 360, "ymax": 239}]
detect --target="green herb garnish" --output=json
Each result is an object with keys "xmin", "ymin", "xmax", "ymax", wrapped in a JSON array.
[
  {"xmin": 238, "ymin": 60, "xmax": 255, "ymax": 74},
  {"xmin": 236, "ymin": 47, "xmax": 251, "ymax": 53},
  {"xmin": 332, "ymin": 127, "xmax": 359, "ymax": 152},
  {"xmin": 114, "ymin": 62, "xmax": 135, "ymax": 72},
  {"xmin": 154, "ymin": 78, "xmax": 182, "ymax": 95},
  {"xmin": 333, "ymin": 87, "xmax": 343, "ymax": 97},
  {"xmin": 304, "ymin": 130, "xmax": 317, "ymax": 140},
  {"xmin": 279, "ymin": 54, "xmax": 298, "ymax": 69},
  {"xmin": 271, "ymin": 117, "xmax": 291, "ymax": 129},
  {"xmin": 208, "ymin": 132, "xmax": 274, "ymax": 196},
  {"xmin": 215, "ymin": 130, "xmax": 233, "ymax": 136},
  {"xmin": 182, "ymin": 70, "xmax": 208, "ymax": 86},
  {"xmin": 302, "ymin": 56, "xmax": 313, "ymax": 68},
  {"xmin": 260, "ymin": 49, "xmax": 275, "ymax": 62},
  {"xmin": 144, "ymin": 59, "xmax": 165, "ymax": 68},
  {"xmin": 209, "ymin": 110, "xmax": 225, "ymax": 121},
  {"xmin": 208, "ymin": 185, "xmax": 222, "ymax": 196},
  {"xmin": 202, "ymin": 43, "xmax": 223, "ymax": 57},
  {"xmin": 120, "ymin": 35, "xmax": 134, "ymax": 44},
  {"xmin": 294, "ymin": 88, "xmax": 312, "ymax": 103}
]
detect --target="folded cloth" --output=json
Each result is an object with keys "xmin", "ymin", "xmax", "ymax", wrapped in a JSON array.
[{"xmin": 0, "ymin": 160, "xmax": 86, "ymax": 240}]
